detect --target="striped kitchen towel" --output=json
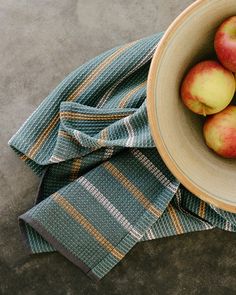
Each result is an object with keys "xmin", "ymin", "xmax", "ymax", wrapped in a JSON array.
[{"xmin": 9, "ymin": 33, "xmax": 236, "ymax": 280}]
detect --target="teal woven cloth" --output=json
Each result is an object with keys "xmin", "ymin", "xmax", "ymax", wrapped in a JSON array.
[{"xmin": 9, "ymin": 33, "xmax": 236, "ymax": 280}]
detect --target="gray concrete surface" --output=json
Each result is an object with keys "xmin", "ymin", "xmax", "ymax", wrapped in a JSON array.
[{"xmin": 0, "ymin": 0, "xmax": 236, "ymax": 294}]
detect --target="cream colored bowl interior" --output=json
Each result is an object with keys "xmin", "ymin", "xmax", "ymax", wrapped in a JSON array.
[{"xmin": 150, "ymin": 0, "xmax": 236, "ymax": 211}]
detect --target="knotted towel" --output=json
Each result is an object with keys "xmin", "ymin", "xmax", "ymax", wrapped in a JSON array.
[{"xmin": 9, "ymin": 33, "xmax": 236, "ymax": 280}]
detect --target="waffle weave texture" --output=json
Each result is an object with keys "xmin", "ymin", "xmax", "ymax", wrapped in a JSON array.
[{"xmin": 9, "ymin": 33, "xmax": 236, "ymax": 280}]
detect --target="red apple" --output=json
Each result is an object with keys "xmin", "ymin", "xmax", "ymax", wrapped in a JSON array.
[
  {"xmin": 203, "ymin": 105, "xmax": 236, "ymax": 158},
  {"xmin": 215, "ymin": 16, "xmax": 236, "ymax": 72},
  {"xmin": 181, "ymin": 60, "xmax": 235, "ymax": 116}
]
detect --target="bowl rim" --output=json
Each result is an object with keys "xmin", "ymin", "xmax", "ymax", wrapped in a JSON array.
[{"xmin": 147, "ymin": 0, "xmax": 236, "ymax": 213}]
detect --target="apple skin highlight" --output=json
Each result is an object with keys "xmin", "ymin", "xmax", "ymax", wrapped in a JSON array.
[
  {"xmin": 181, "ymin": 60, "xmax": 235, "ymax": 116},
  {"xmin": 215, "ymin": 16, "xmax": 236, "ymax": 73},
  {"xmin": 203, "ymin": 106, "xmax": 236, "ymax": 158}
]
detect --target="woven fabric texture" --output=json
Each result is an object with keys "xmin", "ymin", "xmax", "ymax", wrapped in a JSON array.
[{"xmin": 9, "ymin": 33, "xmax": 236, "ymax": 280}]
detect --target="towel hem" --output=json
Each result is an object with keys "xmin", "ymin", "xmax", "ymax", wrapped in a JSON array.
[
  {"xmin": 19, "ymin": 214, "xmax": 100, "ymax": 281},
  {"xmin": 18, "ymin": 218, "xmax": 34, "ymax": 255}
]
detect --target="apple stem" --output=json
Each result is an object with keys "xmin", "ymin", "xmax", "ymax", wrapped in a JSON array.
[{"xmin": 202, "ymin": 106, "xmax": 206, "ymax": 117}]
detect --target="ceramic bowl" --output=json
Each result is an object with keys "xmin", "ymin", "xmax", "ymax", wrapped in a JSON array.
[{"xmin": 147, "ymin": 0, "xmax": 236, "ymax": 213}]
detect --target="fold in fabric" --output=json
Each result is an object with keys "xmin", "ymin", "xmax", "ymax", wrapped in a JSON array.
[{"xmin": 9, "ymin": 33, "xmax": 236, "ymax": 280}]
